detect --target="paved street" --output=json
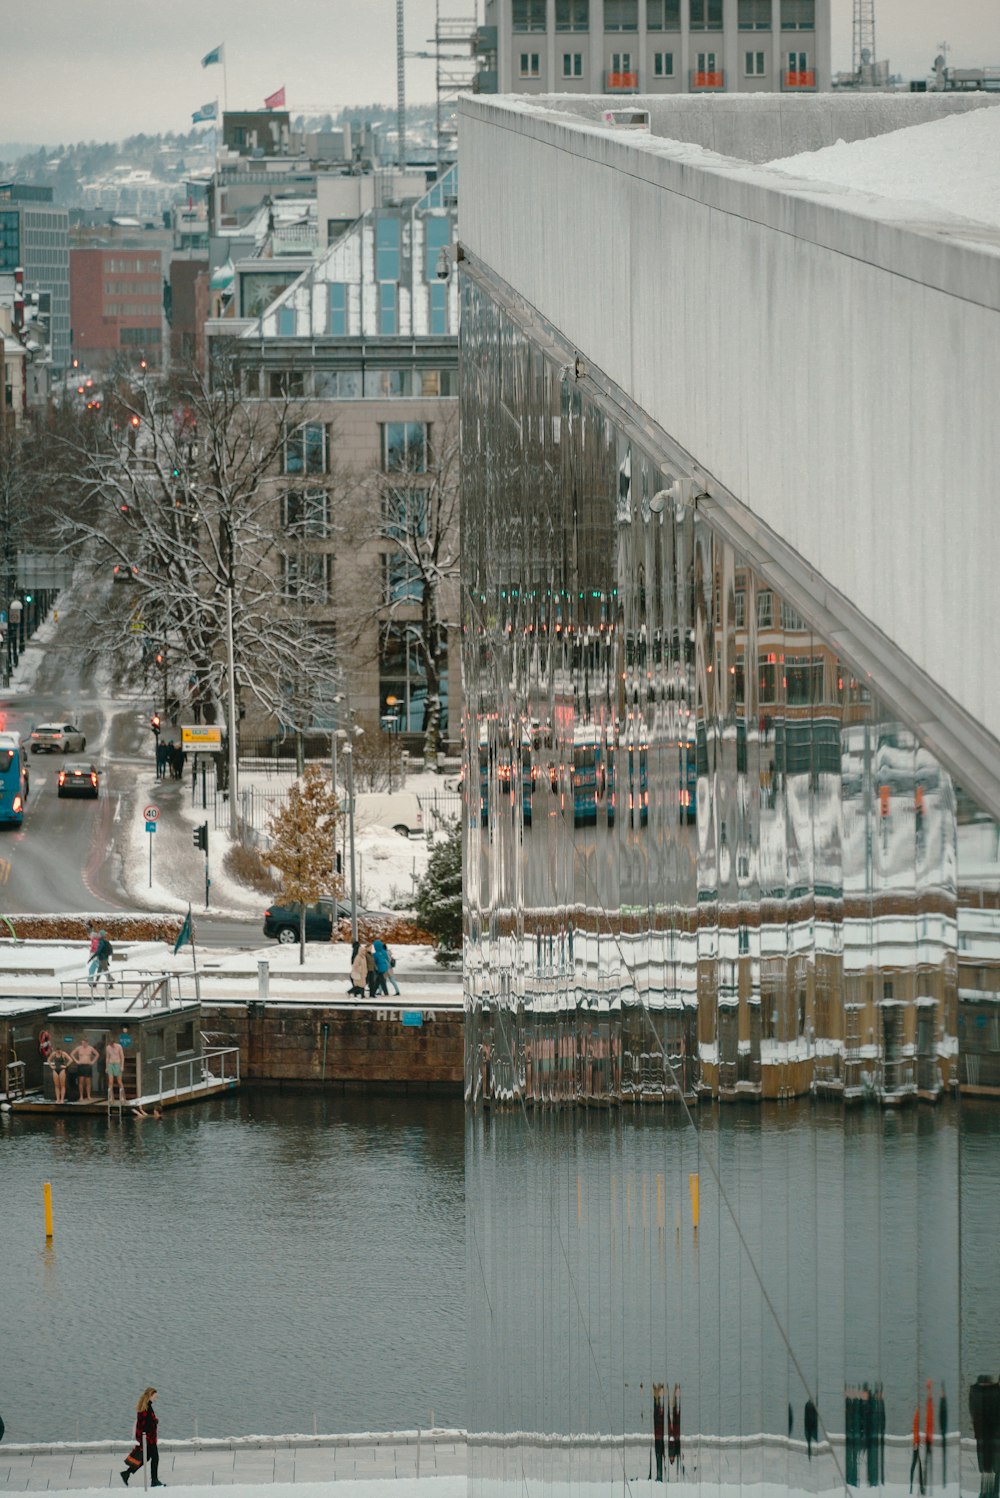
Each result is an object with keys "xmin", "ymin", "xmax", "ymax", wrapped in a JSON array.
[{"xmin": 0, "ymin": 1434, "xmax": 467, "ymax": 1490}]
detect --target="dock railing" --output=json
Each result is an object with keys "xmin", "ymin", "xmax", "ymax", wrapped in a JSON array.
[
  {"xmin": 156, "ymin": 1046, "xmax": 241, "ymax": 1101},
  {"xmin": 58, "ymin": 971, "xmax": 202, "ymax": 1009}
]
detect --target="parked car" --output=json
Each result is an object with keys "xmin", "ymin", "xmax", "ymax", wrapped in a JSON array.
[
  {"xmin": 353, "ymin": 791, "xmax": 424, "ymax": 838},
  {"xmin": 30, "ymin": 723, "xmax": 87, "ymax": 754},
  {"xmin": 57, "ymin": 762, "xmax": 100, "ymax": 799},
  {"xmin": 263, "ymin": 898, "xmax": 361, "ymax": 944}
]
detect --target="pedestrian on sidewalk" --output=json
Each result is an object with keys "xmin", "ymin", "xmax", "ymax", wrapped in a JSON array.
[
  {"xmin": 155, "ymin": 741, "xmax": 169, "ymax": 781},
  {"xmin": 348, "ymin": 941, "xmax": 367, "ymax": 997},
  {"xmin": 85, "ymin": 921, "xmax": 100, "ymax": 986},
  {"xmin": 365, "ymin": 942, "xmax": 377, "ymax": 997},
  {"xmin": 383, "ymin": 942, "xmax": 401, "ymax": 997},
  {"xmin": 372, "ymin": 938, "xmax": 391, "ymax": 997},
  {"xmin": 121, "ymin": 1386, "xmax": 163, "ymax": 1487},
  {"xmin": 96, "ymin": 930, "xmax": 114, "ymax": 991}
]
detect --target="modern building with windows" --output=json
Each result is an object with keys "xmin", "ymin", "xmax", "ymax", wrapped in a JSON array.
[
  {"xmin": 205, "ymin": 167, "xmax": 462, "ymax": 745},
  {"xmin": 0, "ymin": 184, "xmax": 70, "ymax": 372},
  {"xmin": 459, "ymin": 93, "xmax": 1000, "ymax": 1493},
  {"xmin": 475, "ymin": 0, "xmax": 831, "ymax": 97}
]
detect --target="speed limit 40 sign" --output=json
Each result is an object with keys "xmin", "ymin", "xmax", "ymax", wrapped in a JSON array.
[{"xmin": 143, "ymin": 805, "xmax": 160, "ymax": 821}]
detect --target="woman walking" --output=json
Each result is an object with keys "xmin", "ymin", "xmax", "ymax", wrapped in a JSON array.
[
  {"xmin": 121, "ymin": 1386, "xmax": 163, "ymax": 1487},
  {"xmin": 348, "ymin": 941, "xmax": 367, "ymax": 997}
]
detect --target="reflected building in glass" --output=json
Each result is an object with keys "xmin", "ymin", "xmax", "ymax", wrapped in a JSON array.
[{"xmin": 458, "ymin": 95, "xmax": 1000, "ymax": 1496}]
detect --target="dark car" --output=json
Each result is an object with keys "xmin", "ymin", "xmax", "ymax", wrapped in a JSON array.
[
  {"xmin": 263, "ymin": 898, "xmax": 363, "ymax": 944},
  {"xmin": 58, "ymin": 762, "xmax": 100, "ymax": 799}
]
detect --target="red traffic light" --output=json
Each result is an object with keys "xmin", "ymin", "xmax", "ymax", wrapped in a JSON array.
[{"xmin": 130, "ymin": 415, "xmax": 140, "ymax": 428}]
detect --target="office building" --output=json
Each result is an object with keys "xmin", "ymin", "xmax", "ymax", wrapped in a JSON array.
[
  {"xmin": 475, "ymin": 0, "xmax": 831, "ymax": 96},
  {"xmin": 0, "ymin": 184, "xmax": 70, "ymax": 372},
  {"xmin": 70, "ymin": 246, "xmax": 165, "ymax": 370}
]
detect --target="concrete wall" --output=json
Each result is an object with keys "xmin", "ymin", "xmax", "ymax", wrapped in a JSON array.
[
  {"xmin": 530, "ymin": 89, "xmax": 1000, "ymax": 160},
  {"xmin": 458, "ymin": 95, "xmax": 1000, "ymax": 749}
]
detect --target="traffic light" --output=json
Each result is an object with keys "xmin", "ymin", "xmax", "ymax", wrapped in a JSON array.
[
  {"xmin": 155, "ymin": 652, "xmax": 164, "ymax": 666},
  {"xmin": 193, "ymin": 823, "xmax": 208, "ymax": 853},
  {"xmin": 150, "ymin": 713, "xmax": 161, "ymax": 738},
  {"xmin": 24, "ymin": 593, "xmax": 32, "ymax": 604},
  {"xmin": 130, "ymin": 414, "xmax": 140, "ymax": 429}
]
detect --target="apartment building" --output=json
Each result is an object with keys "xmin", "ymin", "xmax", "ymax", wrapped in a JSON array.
[{"xmin": 475, "ymin": 0, "xmax": 831, "ymax": 95}]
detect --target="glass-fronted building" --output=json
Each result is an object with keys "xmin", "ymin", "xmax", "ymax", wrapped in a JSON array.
[
  {"xmin": 459, "ymin": 95, "xmax": 1000, "ymax": 1496},
  {"xmin": 0, "ymin": 185, "xmax": 70, "ymax": 372}
]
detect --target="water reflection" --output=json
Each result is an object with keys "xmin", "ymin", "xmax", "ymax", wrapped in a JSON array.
[{"xmin": 460, "ymin": 272, "xmax": 1000, "ymax": 1494}]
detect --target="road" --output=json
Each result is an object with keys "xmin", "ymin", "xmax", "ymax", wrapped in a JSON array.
[{"xmin": 0, "ymin": 588, "xmax": 264, "ymax": 949}]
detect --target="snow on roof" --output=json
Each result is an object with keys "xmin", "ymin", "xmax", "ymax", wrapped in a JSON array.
[{"xmin": 766, "ymin": 100, "xmax": 1000, "ymax": 231}]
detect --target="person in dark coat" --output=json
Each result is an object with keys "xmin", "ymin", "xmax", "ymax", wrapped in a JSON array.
[
  {"xmin": 365, "ymin": 942, "xmax": 377, "ymax": 997},
  {"xmin": 939, "ymin": 1383, "xmax": 948, "ymax": 1486},
  {"xmin": 804, "ymin": 1397, "xmax": 819, "ymax": 1459},
  {"xmin": 121, "ymin": 1386, "xmax": 163, "ymax": 1486},
  {"xmin": 970, "ymin": 1375, "xmax": 1000, "ymax": 1498},
  {"xmin": 652, "ymin": 1383, "xmax": 665, "ymax": 1482},
  {"xmin": 372, "ymin": 938, "xmax": 391, "ymax": 997}
]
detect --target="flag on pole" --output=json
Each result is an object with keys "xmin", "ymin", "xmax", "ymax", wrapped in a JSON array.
[
  {"xmin": 264, "ymin": 85, "xmax": 286, "ymax": 109},
  {"xmin": 201, "ymin": 43, "xmax": 225, "ymax": 68},
  {"xmin": 173, "ymin": 906, "xmax": 194, "ymax": 955},
  {"xmin": 192, "ymin": 101, "xmax": 218, "ymax": 123}
]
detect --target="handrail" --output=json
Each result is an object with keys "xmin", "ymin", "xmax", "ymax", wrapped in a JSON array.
[
  {"xmin": 58, "ymin": 971, "xmax": 201, "ymax": 1010},
  {"xmin": 155, "ymin": 1046, "xmax": 241, "ymax": 1101}
]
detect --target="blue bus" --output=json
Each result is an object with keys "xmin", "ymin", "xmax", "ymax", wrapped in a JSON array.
[{"xmin": 0, "ymin": 733, "xmax": 29, "ymax": 826}]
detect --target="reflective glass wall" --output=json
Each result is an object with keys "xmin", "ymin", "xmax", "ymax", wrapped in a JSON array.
[{"xmin": 461, "ymin": 272, "xmax": 1000, "ymax": 1496}]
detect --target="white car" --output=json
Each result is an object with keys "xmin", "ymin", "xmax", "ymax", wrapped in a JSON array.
[{"xmin": 30, "ymin": 723, "xmax": 87, "ymax": 755}]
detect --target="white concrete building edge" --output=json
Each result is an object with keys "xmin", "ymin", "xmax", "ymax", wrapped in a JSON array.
[{"xmin": 457, "ymin": 95, "xmax": 1000, "ymax": 750}]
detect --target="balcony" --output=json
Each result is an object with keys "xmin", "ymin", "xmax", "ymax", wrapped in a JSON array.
[
  {"xmin": 783, "ymin": 68, "xmax": 815, "ymax": 87},
  {"xmin": 691, "ymin": 69, "xmax": 725, "ymax": 88},
  {"xmin": 606, "ymin": 70, "xmax": 639, "ymax": 89}
]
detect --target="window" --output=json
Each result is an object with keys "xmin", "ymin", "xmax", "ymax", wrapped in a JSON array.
[
  {"xmin": 758, "ymin": 654, "xmax": 778, "ymax": 704},
  {"xmin": 283, "ymin": 553, "xmax": 331, "ymax": 604},
  {"xmin": 555, "ymin": 0, "xmax": 589, "ymax": 30},
  {"xmin": 786, "ymin": 656, "xmax": 824, "ymax": 705},
  {"xmin": 513, "ymin": 0, "xmax": 547, "ymax": 29},
  {"xmin": 690, "ymin": 0, "xmax": 723, "ymax": 27},
  {"xmin": 384, "ymin": 487, "xmax": 428, "ymax": 540},
  {"xmin": 757, "ymin": 590, "xmax": 773, "ymax": 628},
  {"xmin": 430, "ymin": 281, "xmax": 448, "ymax": 336},
  {"xmin": 696, "ymin": 50, "xmax": 718, "ymax": 70},
  {"xmin": 787, "ymin": 49, "xmax": 809, "ymax": 69},
  {"xmin": 283, "ymin": 490, "xmax": 330, "ymax": 538},
  {"xmin": 745, "ymin": 50, "xmax": 766, "ymax": 73},
  {"xmin": 327, "ymin": 217, "xmax": 354, "ymax": 244},
  {"xmin": 329, "ymin": 282, "xmax": 347, "ymax": 336},
  {"xmin": 375, "ymin": 217, "xmax": 401, "ymax": 281},
  {"xmin": 382, "ymin": 422, "xmax": 429, "ymax": 473},
  {"xmin": 604, "ymin": 0, "xmax": 638, "ymax": 29},
  {"xmin": 284, "ymin": 423, "xmax": 327, "ymax": 476},
  {"xmin": 277, "ymin": 306, "xmax": 295, "ymax": 336},
  {"xmin": 734, "ymin": 589, "xmax": 746, "ymax": 628},
  {"xmin": 424, "ymin": 216, "xmax": 451, "ymax": 281},
  {"xmin": 646, "ymin": 0, "xmax": 681, "ymax": 28},
  {"xmin": 384, "ymin": 553, "xmax": 425, "ymax": 604},
  {"xmin": 781, "ymin": 0, "xmax": 814, "ymax": 25},
  {"xmin": 738, "ymin": 0, "xmax": 771, "ymax": 25},
  {"xmin": 563, "ymin": 51, "xmax": 584, "ymax": 76},
  {"xmin": 269, "ymin": 369, "xmax": 305, "ymax": 398},
  {"xmin": 780, "ymin": 601, "xmax": 807, "ymax": 631},
  {"xmin": 313, "ymin": 369, "xmax": 361, "ymax": 398},
  {"xmin": 654, "ymin": 51, "xmax": 674, "ymax": 75},
  {"xmin": 519, "ymin": 51, "xmax": 541, "ymax": 76},
  {"xmin": 612, "ymin": 51, "xmax": 633, "ymax": 72},
  {"xmin": 378, "ymin": 282, "xmax": 397, "ymax": 336},
  {"xmin": 365, "ymin": 369, "xmax": 408, "ymax": 398},
  {"xmin": 380, "ymin": 623, "xmax": 448, "ymax": 734}
]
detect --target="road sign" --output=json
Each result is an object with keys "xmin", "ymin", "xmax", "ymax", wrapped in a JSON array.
[
  {"xmin": 181, "ymin": 725, "xmax": 222, "ymax": 753},
  {"xmin": 145, "ymin": 820, "xmax": 157, "ymax": 834},
  {"xmin": 143, "ymin": 804, "xmax": 160, "ymax": 821}
]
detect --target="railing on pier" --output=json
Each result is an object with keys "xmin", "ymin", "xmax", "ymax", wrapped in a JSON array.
[
  {"xmin": 156, "ymin": 1046, "xmax": 241, "ymax": 1101},
  {"xmin": 58, "ymin": 971, "xmax": 202, "ymax": 1009}
]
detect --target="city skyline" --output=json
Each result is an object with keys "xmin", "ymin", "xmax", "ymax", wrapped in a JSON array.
[{"xmin": 3, "ymin": 0, "xmax": 999, "ymax": 147}]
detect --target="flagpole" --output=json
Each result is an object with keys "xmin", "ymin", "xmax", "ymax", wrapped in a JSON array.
[{"xmin": 187, "ymin": 906, "xmax": 200, "ymax": 1002}]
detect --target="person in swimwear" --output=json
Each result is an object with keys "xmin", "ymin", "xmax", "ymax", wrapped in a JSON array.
[
  {"xmin": 105, "ymin": 1037, "xmax": 126, "ymax": 1103},
  {"xmin": 47, "ymin": 1045, "xmax": 73, "ymax": 1103}
]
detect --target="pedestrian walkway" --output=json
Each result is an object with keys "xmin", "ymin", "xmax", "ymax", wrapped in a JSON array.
[{"xmin": 0, "ymin": 1431, "xmax": 467, "ymax": 1490}]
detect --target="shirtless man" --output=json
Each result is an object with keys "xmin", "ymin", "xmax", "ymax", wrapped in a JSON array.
[
  {"xmin": 105, "ymin": 1036, "xmax": 126, "ymax": 1103},
  {"xmin": 71, "ymin": 1038, "xmax": 101, "ymax": 1102},
  {"xmin": 47, "ymin": 1045, "xmax": 73, "ymax": 1103}
]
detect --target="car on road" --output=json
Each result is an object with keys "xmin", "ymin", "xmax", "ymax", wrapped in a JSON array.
[
  {"xmin": 57, "ymin": 762, "xmax": 100, "ymax": 799},
  {"xmin": 264, "ymin": 898, "xmax": 367, "ymax": 944},
  {"xmin": 31, "ymin": 723, "xmax": 87, "ymax": 754}
]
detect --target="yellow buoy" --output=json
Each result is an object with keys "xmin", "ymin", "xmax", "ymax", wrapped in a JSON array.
[
  {"xmin": 44, "ymin": 1181, "xmax": 53, "ymax": 1239},
  {"xmin": 688, "ymin": 1172, "xmax": 699, "ymax": 1231}
]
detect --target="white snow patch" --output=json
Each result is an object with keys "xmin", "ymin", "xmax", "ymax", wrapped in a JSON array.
[{"xmin": 766, "ymin": 101, "xmax": 1000, "ymax": 230}]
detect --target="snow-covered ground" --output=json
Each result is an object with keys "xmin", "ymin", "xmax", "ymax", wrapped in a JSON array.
[{"xmin": 767, "ymin": 101, "xmax": 1000, "ymax": 229}]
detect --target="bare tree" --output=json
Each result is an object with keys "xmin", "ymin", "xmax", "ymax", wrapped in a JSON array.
[
  {"xmin": 54, "ymin": 351, "xmax": 341, "ymax": 739},
  {"xmin": 338, "ymin": 411, "xmax": 460, "ymax": 764}
]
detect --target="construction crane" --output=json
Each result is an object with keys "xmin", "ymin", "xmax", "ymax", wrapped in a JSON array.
[{"xmin": 852, "ymin": 0, "xmax": 877, "ymax": 81}]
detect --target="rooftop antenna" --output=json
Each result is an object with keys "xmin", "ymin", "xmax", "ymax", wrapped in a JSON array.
[
  {"xmin": 852, "ymin": 0, "xmax": 877, "ymax": 80},
  {"xmin": 397, "ymin": 0, "xmax": 406, "ymax": 168}
]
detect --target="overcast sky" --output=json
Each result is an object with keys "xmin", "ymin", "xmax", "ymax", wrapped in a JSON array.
[{"xmin": 5, "ymin": 0, "xmax": 1000, "ymax": 146}]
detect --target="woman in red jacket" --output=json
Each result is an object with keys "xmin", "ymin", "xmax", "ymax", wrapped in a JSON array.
[{"xmin": 121, "ymin": 1387, "xmax": 163, "ymax": 1487}]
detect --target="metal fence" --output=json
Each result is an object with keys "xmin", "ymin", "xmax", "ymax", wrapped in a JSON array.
[{"xmin": 203, "ymin": 775, "xmax": 460, "ymax": 849}]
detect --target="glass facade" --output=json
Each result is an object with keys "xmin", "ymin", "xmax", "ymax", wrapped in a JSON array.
[{"xmin": 460, "ymin": 272, "xmax": 1000, "ymax": 1494}]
